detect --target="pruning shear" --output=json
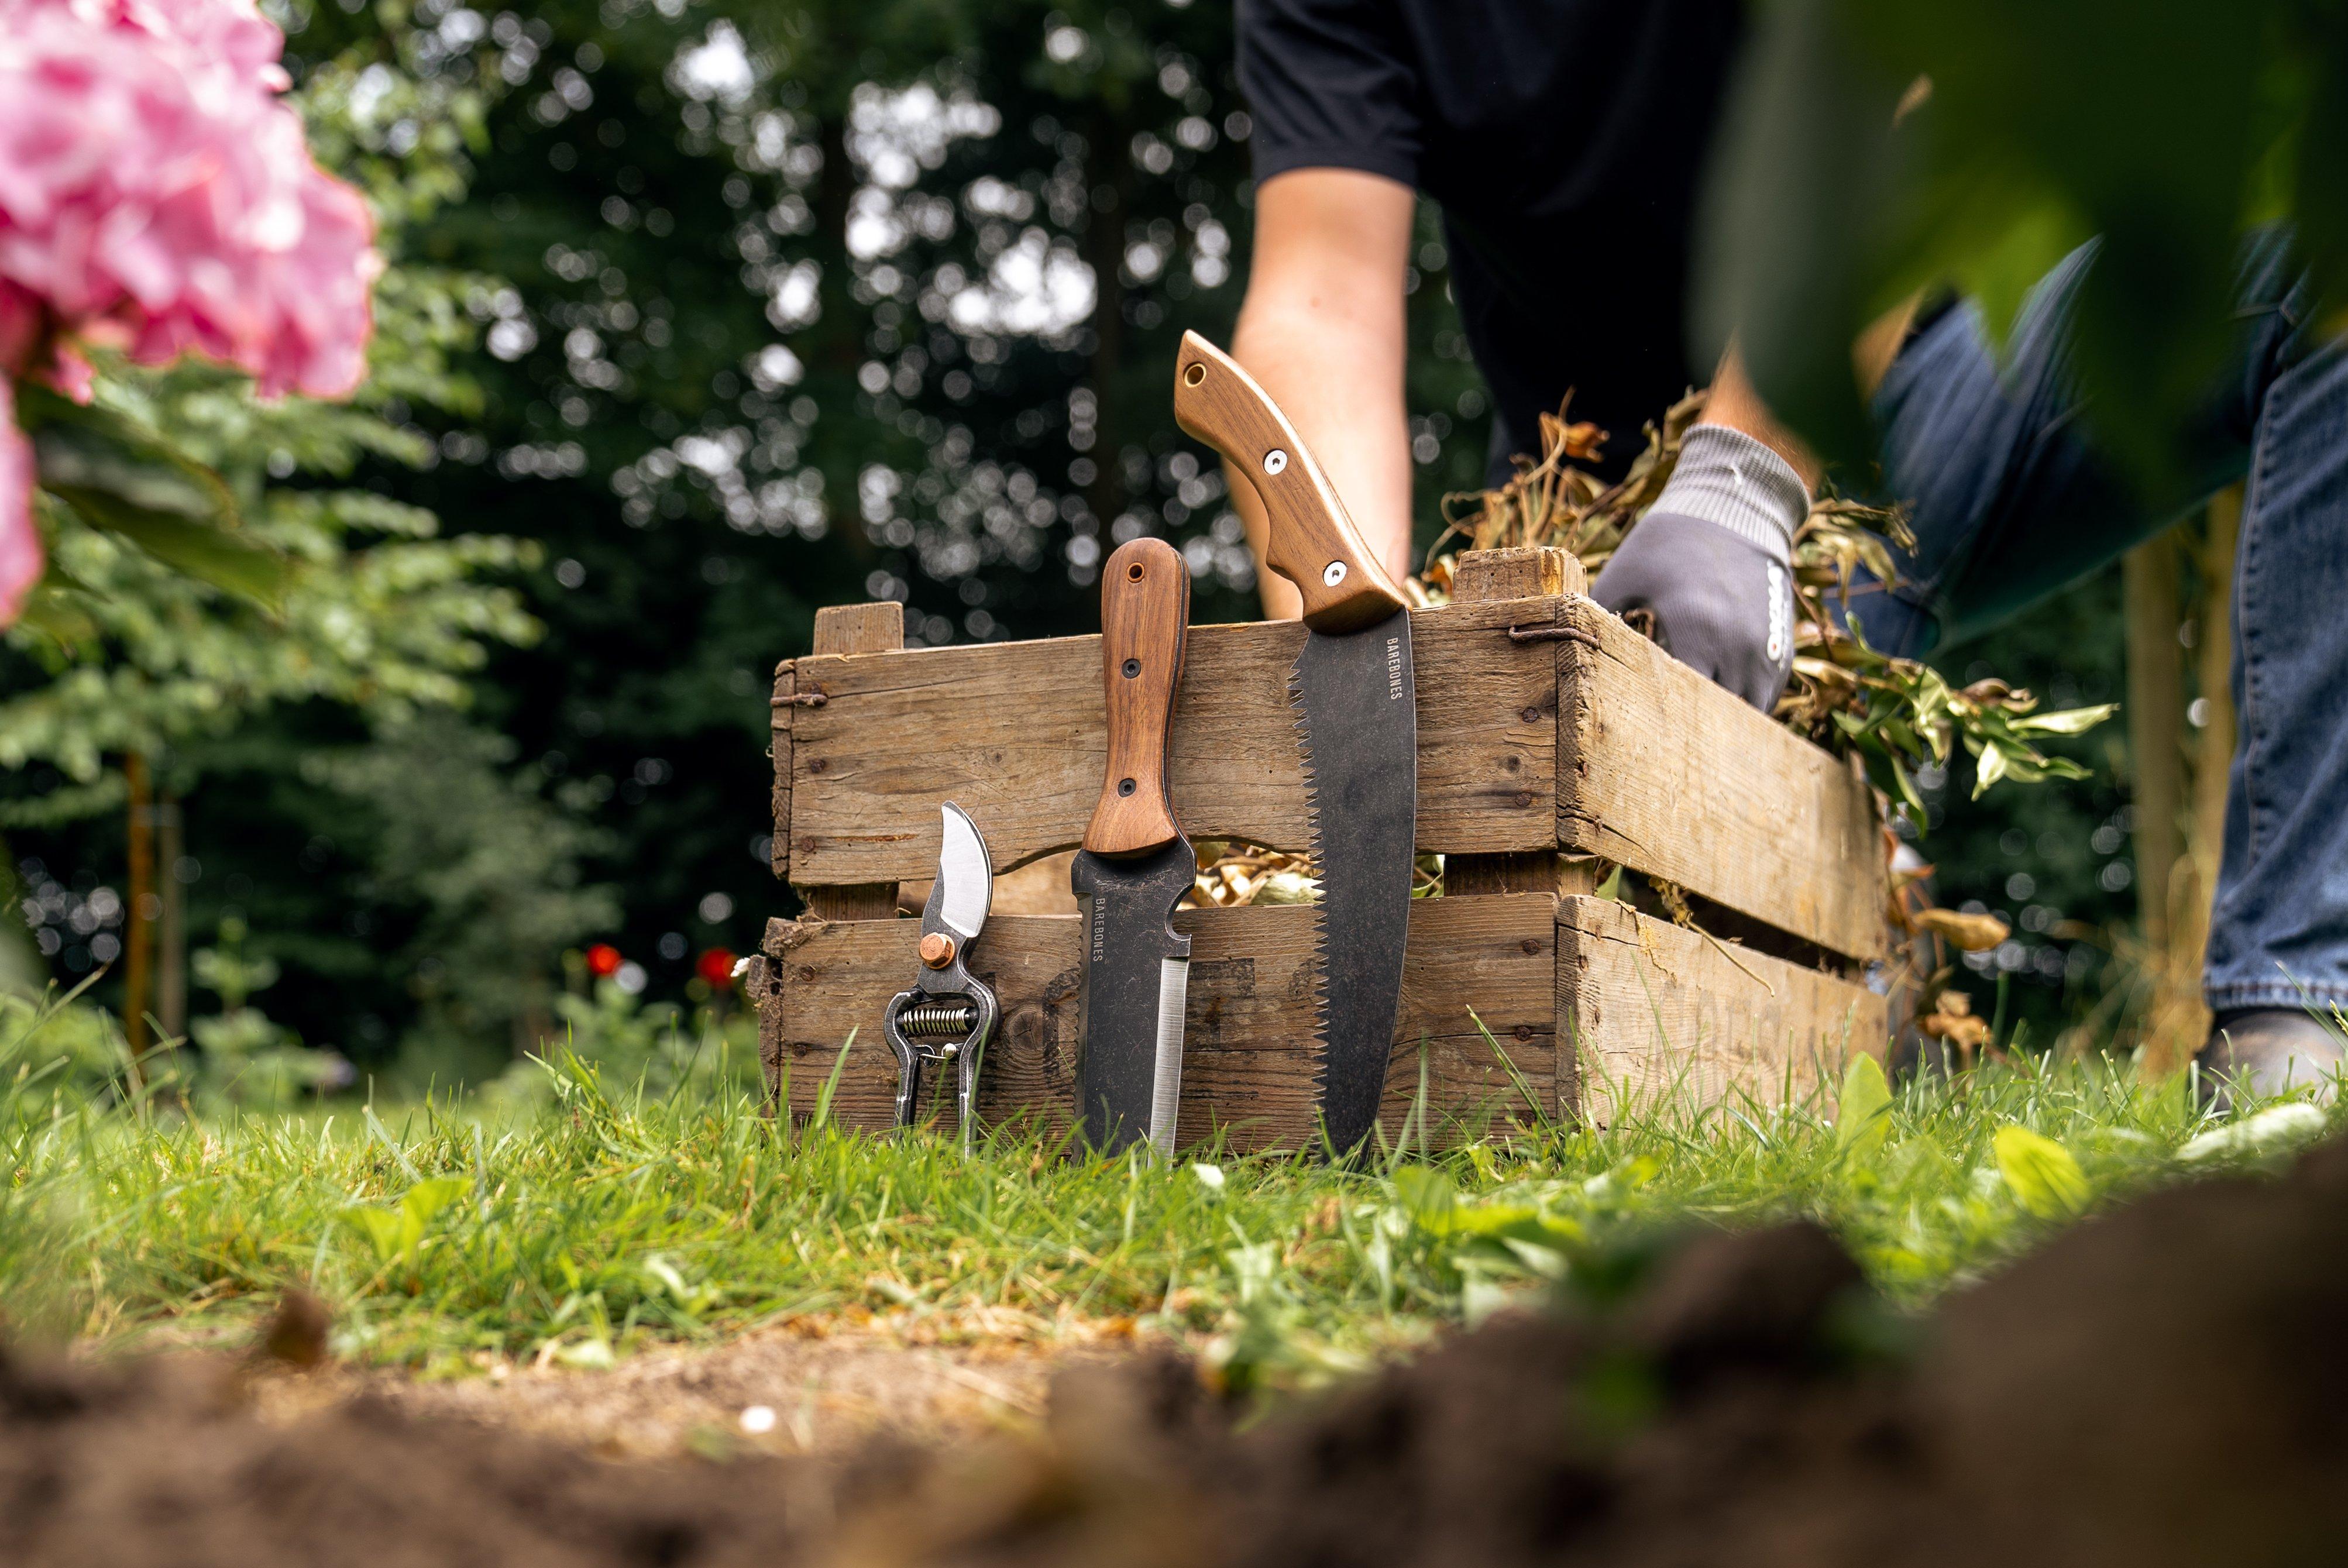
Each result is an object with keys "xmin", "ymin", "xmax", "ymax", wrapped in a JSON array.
[{"xmin": 882, "ymin": 802, "xmax": 998, "ymax": 1144}]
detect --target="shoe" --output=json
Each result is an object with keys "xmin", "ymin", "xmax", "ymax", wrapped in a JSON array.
[{"xmin": 2195, "ymin": 1009, "xmax": 2347, "ymax": 1107}]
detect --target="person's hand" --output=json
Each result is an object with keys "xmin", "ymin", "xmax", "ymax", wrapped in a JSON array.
[
  {"xmin": 1591, "ymin": 509, "xmax": 1796, "ymax": 711},
  {"xmin": 1590, "ymin": 421, "xmax": 1808, "ymax": 711}
]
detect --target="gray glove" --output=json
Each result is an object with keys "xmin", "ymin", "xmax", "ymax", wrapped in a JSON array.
[{"xmin": 1590, "ymin": 424, "xmax": 1808, "ymax": 712}]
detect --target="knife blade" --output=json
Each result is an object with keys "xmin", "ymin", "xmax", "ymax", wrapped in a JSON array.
[
  {"xmin": 1070, "ymin": 535, "xmax": 1195, "ymax": 1157},
  {"xmin": 1173, "ymin": 330, "xmax": 1417, "ymax": 1154}
]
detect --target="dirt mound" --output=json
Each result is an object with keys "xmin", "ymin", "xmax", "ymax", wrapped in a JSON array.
[
  {"xmin": 13, "ymin": 1141, "xmax": 2348, "ymax": 1566},
  {"xmin": 0, "ymin": 1348, "xmax": 827, "ymax": 1567}
]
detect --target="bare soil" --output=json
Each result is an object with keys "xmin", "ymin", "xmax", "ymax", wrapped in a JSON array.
[
  {"xmin": 250, "ymin": 1316, "xmax": 1127, "ymax": 1459},
  {"xmin": 12, "ymin": 1139, "xmax": 2348, "ymax": 1566}
]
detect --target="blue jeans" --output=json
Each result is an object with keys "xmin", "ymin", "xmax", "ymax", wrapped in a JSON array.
[{"xmin": 1855, "ymin": 235, "xmax": 2348, "ymax": 1015}]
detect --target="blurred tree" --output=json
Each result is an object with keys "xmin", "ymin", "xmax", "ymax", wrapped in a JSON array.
[
  {"xmin": 0, "ymin": 6, "xmax": 587, "ymax": 1071},
  {"xmin": 263, "ymin": 0, "xmax": 1491, "ymax": 1020},
  {"xmin": 7, "ymin": 0, "xmax": 2164, "ymax": 1077}
]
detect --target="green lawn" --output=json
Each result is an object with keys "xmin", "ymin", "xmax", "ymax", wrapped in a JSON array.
[{"xmin": 2, "ymin": 1016, "xmax": 2335, "ymax": 1388}]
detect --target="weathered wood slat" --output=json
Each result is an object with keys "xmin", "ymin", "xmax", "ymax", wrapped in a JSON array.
[
  {"xmin": 759, "ymin": 894, "xmax": 1558, "ymax": 1151},
  {"xmin": 768, "ymin": 659, "xmax": 796, "ymax": 880},
  {"xmin": 1558, "ymin": 596, "xmax": 1889, "ymax": 961},
  {"xmin": 1446, "ymin": 548, "xmax": 1600, "ymax": 902},
  {"xmin": 800, "ymin": 603, "xmax": 905, "ymax": 923},
  {"xmin": 783, "ymin": 595, "xmax": 1562, "ymax": 887},
  {"xmin": 1555, "ymin": 896, "xmax": 1886, "ymax": 1127}
]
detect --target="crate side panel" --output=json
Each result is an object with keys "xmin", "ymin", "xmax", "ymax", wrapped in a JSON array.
[
  {"xmin": 1558, "ymin": 597, "xmax": 1889, "ymax": 961},
  {"xmin": 1555, "ymin": 896, "xmax": 1888, "ymax": 1127}
]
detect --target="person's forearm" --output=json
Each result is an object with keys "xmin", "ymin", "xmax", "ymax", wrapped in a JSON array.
[{"xmin": 1226, "ymin": 170, "xmax": 1416, "ymax": 620}]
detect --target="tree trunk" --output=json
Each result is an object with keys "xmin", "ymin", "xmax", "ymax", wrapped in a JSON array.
[
  {"xmin": 810, "ymin": 111, "xmax": 875, "ymax": 568},
  {"xmin": 123, "ymin": 752, "xmax": 156, "ymax": 1064},
  {"xmin": 2165, "ymin": 485, "xmax": 2243, "ymax": 1058},
  {"xmin": 157, "ymin": 788, "xmax": 186, "ymax": 1043},
  {"xmin": 2127, "ymin": 487, "xmax": 2243, "ymax": 1077},
  {"xmin": 1081, "ymin": 112, "xmax": 1130, "ymax": 534},
  {"xmin": 2123, "ymin": 535, "xmax": 2185, "ymax": 955}
]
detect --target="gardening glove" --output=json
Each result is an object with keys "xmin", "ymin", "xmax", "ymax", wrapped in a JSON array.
[{"xmin": 1591, "ymin": 423, "xmax": 1809, "ymax": 712}]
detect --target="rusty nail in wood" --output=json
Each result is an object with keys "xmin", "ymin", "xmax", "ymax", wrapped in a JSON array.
[
  {"xmin": 1506, "ymin": 624, "xmax": 1601, "ymax": 648},
  {"xmin": 771, "ymin": 690, "xmax": 828, "ymax": 707}
]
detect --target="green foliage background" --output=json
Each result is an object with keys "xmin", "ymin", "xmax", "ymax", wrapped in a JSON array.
[{"xmin": 0, "ymin": 0, "xmax": 2160, "ymax": 1078}]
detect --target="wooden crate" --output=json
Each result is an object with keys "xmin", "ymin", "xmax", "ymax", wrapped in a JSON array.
[{"xmin": 751, "ymin": 547, "xmax": 1890, "ymax": 1146}]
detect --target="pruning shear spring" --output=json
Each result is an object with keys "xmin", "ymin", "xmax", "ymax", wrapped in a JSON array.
[{"xmin": 882, "ymin": 802, "xmax": 998, "ymax": 1144}]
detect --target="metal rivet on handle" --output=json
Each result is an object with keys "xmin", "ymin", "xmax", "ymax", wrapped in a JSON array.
[
  {"xmin": 1263, "ymin": 449, "xmax": 1288, "ymax": 476},
  {"xmin": 1323, "ymin": 561, "xmax": 1347, "ymax": 587}
]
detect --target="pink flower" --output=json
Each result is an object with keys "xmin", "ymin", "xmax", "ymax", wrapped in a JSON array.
[{"xmin": 0, "ymin": 0, "xmax": 383, "ymax": 623}]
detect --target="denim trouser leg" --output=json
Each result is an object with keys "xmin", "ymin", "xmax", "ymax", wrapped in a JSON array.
[
  {"xmin": 2205, "ymin": 333, "xmax": 2348, "ymax": 1011},
  {"xmin": 1853, "ymin": 234, "xmax": 2348, "ymax": 1011}
]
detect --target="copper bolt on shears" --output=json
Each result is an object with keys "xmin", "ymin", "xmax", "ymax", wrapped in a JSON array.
[{"xmin": 882, "ymin": 802, "xmax": 998, "ymax": 1146}]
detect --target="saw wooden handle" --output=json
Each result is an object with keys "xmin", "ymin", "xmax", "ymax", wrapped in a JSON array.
[
  {"xmin": 1173, "ymin": 330, "xmax": 1408, "ymax": 633},
  {"xmin": 1084, "ymin": 537, "xmax": 1190, "ymax": 858}
]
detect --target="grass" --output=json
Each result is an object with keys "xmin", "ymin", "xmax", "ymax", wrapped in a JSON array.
[{"xmin": 8, "ymin": 1022, "xmax": 2337, "ymax": 1389}]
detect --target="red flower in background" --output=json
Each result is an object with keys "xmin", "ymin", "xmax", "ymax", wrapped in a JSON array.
[
  {"xmin": 696, "ymin": 947, "xmax": 738, "ymax": 988},
  {"xmin": 585, "ymin": 943, "xmax": 622, "ymax": 978}
]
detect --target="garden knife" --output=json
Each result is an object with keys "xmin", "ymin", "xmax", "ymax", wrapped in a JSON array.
[
  {"xmin": 1070, "ymin": 536, "xmax": 1195, "ymax": 1157},
  {"xmin": 1173, "ymin": 331, "xmax": 1415, "ymax": 1155}
]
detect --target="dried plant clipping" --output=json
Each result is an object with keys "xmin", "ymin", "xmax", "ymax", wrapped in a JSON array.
[
  {"xmin": 1919, "ymin": 988, "xmax": 1994, "ymax": 1064},
  {"xmin": 1424, "ymin": 391, "xmax": 2116, "ymax": 822},
  {"xmin": 1188, "ymin": 841, "xmax": 1441, "ymax": 910},
  {"xmin": 1197, "ymin": 392, "xmax": 2113, "ymax": 908},
  {"xmin": 1190, "ymin": 842, "xmax": 1318, "ymax": 909}
]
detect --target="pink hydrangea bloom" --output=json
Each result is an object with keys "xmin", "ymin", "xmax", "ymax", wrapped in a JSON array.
[{"xmin": 0, "ymin": 0, "xmax": 381, "ymax": 623}]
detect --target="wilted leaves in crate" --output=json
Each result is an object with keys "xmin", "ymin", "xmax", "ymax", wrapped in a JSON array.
[
  {"xmin": 1191, "ymin": 842, "xmax": 1318, "ymax": 908},
  {"xmin": 1421, "ymin": 393, "xmax": 2113, "ymax": 821},
  {"xmin": 1190, "ymin": 842, "xmax": 1446, "ymax": 906}
]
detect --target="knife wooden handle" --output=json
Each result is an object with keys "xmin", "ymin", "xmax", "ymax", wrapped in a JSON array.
[
  {"xmin": 1084, "ymin": 537, "xmax": 1190, "ymax": 857},
  {"xmin": 1173, "ymin": 330, "xmax": 1408, "ymax": 633}
]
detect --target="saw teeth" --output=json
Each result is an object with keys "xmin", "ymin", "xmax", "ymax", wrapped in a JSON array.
[{"xmin": 1285, "ymin": 649, "xmax": 1336, "ymax": 1105}]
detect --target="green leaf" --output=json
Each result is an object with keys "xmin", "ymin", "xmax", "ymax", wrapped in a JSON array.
[
  {"xmin": 345, "ymin": 1205, "xmax": 412, "ymax": 1265},
  {"xmin": 2007, "ymin": 703, "xmax": 2119, "ymax": 738},
  {"xmin": 1391, "ymin": 1165, "xmax": 1457, "ymax": 1229},
  {"xmin": 400, "ymin": 1174, "xmax": 472, "ymax": 1228},
  {"xmin": 1993, "ymin": 1125, "xmax": 2090, "ymax": 1219},
  {"xmin": 808, "ymin": 1027, "xmax": 856, "ymax": 1133},
  {"xmin": 1886, "ymin": 754, "xmax": 1926, "ymax": 819},
  {"xmin": 1835, "ymin": 1053, "xmax": 1894, "ymax": 1161},
  {"xmin": 16, "ymin": 384, "xmax": 289, "ymax": 610},
  {"xmin": 345, "ymin": 1174, "xmax": 470, "ymax": 1266},
  {"xmin": 10, "ymin": 580, "xmax": 100, "ymax": 651},
  {"xmin": 1972, "ymin": 740, "xmax": 2009, "ymax": 797}
]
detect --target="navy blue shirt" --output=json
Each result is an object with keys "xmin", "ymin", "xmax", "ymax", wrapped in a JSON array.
[{"xmin": 1238, "ymin": 0, "xmax": 1743, "ymax": 478}]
